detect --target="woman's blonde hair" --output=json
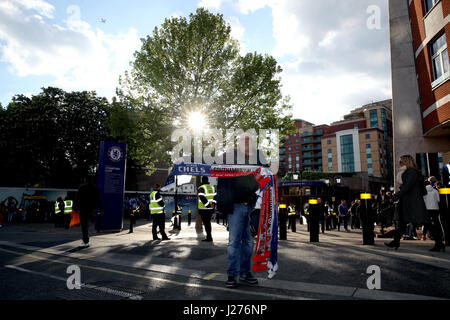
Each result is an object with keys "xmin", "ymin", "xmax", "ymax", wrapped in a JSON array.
[{"xmin": 399, "ymin": 154, "xmax": 419, "ymax": 170}]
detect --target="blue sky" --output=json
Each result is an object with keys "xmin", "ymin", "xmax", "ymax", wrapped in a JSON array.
[{"xmin": 0, "ymin": 0, "xmax": 390, "ymax": 125}]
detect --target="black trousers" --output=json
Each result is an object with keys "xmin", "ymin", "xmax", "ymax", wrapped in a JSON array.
[
  {"xmin": 288, "ymin": 215, "xmax": 296, "ymax": 232},
  {"xmin": 80, "ymin": 213, "xmax": 90, "ymax": 244},
  {"xmin": 152, "ymin": 213, "xmax": 168, "ymax": 239},
  {"xmin": 199, "ymin": 209, "xmax": 214, "ymax": 240},
  {"xmin": 428, "ymin": 210, "xmax": 444, "ymax": 245}
]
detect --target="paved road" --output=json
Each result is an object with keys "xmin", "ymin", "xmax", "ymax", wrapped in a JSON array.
[{"xmin": 0, "ymin": 220, "xmax": 449, "ymax": 300}]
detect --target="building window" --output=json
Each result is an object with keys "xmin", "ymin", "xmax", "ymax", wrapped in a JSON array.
[
  {"xmin": 381, "ymin": 108, "xmax": 387, "ymax": 132},
  {"xmin": 370, "ymin": 109, "xmax": 378, "ymax": 128},
  {"xmin": 328, "ymin": 149, "xmax": 333, "ymax": 171},
  {"xmin": 288, "ymin": 154, "xmax": 292, "ymax": 170},
  {"xmin": 430, "ymin": 33, "xmax": 449, "ymax": 87},
  {"xmin": 365, "ymin": 134, "xmax": 370, "ymax": 139},
  {"xmin": 368, "ymin": 168, "xmax": 373, "ymax": 176},
  {"xmin": 327, "ymin": 140, "xmax": 331, "ymax": 145},
  {"xmin": 366, "ymin": 144, "xmax": 371, "ymax": 149},
  {"xmin": 424, "ymin": 0, "xmax": 439, "ymax": 13},
  {"xmin": 340, "ymin": 134, "xmax": 355, "ymax": 172}
]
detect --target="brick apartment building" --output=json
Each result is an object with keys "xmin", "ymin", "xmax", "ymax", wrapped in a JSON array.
[{"xmin": 280, "ymin": 100, "xmax": 394, "ymax": 184}]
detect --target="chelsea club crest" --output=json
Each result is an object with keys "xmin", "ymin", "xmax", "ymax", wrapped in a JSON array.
[{"xmin": 107, "ymin": 146, "xmax": 124, "ymax": 163}]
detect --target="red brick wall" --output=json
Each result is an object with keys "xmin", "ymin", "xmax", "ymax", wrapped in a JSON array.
[
  {"xmin": 327, "ymin": 120, "xmax": 366, "ymax": 134},
  {"xmin": 423, "ymin": 102, "xmax": 450, "ymax": 132},
  {"xmin": 410, "ymin": 0, "xmax": 426, "ymax": 52},
  {"xmin": 410, "ymin": 0, "xmax": 450, "ymax": 133}
]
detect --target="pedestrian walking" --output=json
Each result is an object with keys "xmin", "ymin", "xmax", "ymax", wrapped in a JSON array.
[
  {"xmin": 216, "ymin": 133, "xmax": 265, "ymax": 288},
  {"xmin": 198, "ymin": 176, "xmax": 216, "ymax": 242},
  {"xmin": 324, "ymin": 201, "xmax": 332, "ymax": 231},
  {"xmin": 73, "ymin": 176, "xmax": 104, "ymax": 248},
  {"xmin": 0, "ymin": 200, "xmax": 6, "ymax": 227},
  {"xmin": 385, "ymin": 155, "xmax": 429, "ymax": 250},
  {"xmin": 149, "ymin": 184, "xmax": 169, "ymax": 241},
  {"xmin": 287, "ymin": 203, "xmax": 297, "ymax": 232},
  {"xmin": 317, "ymin": 198, "xmax": 326, "ymax": 234},
  {"xmin": 55, "ymin": 197, "xmax": 65, "ymax": 228},
  {"xmin": 423, "ymin": 180, "xmax": 445, "ymax": 251}
]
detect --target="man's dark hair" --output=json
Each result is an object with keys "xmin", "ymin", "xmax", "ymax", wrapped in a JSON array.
[
  {"xmin": 424, "ymin": 180, "xmax": 431, "ymax": 186},
  {"xmin": 201, "ymin": 176, "xmax": 209, "ymax": 185}
]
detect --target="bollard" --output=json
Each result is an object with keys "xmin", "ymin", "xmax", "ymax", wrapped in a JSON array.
[
  {"xmin": 439, "ymin": 188, "xmax": 450, "ymax": 246},
  {"xmin": 188, "ymin": 210, "xmax": 192, "ymax": 226},
  {"xmin": 360, "ymin": 193, "xmax": 374, "ymax": 245},
  {"xmin": 96, "ymin": 211, "xmax": 102, "ymax": 233},
  {"xmin": 309, "ymin": 199, "xmax": 319, "ymax": 242},
  {"xmin": 279, "ymin": 204, "xmax": 288, "ymax": 240},
  {"xmin": 129, "ymin": 211, "xmax": 134, "ymax": 233}
]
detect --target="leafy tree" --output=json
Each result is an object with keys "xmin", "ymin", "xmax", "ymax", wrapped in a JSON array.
[
  {"xmin": 119, "ymin": 8, "xmax": 294, "ymax": 169},
  {"xmin": 0, "ymin": 87, "xmax": 110, "ymax": 188}
]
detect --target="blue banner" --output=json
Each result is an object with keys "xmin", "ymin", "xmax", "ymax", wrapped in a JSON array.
[
  {"xmin": 97, "ymin": 141, "xmax": 127, "ymax": 231},
  {"xmin": 173, "ymin": 163, "xmax": 212, "ymax": 176}
]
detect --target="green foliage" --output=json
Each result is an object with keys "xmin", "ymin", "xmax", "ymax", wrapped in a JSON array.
[
  {"xmin": 0, "ymin": 87, "xmax": 110, "ymax": 188},
  {"xmin": 119, "ymin": 8, "xmax": 294, "ymax": 168}
]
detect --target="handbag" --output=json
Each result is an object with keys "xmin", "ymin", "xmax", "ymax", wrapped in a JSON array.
[{"xmin": 70, "ymin": 210, "xmax": 81, "ymax": 228}]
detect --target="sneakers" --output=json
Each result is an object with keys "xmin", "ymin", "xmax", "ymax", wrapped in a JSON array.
[
  {"xmin": 81, "ymin": 242, "xmax": 90, "ymax": 248},
  {"xmin": 239, "ymin": 272, "xmax": 258, "ymax": 285},
  {"xmin": 225, "ymin": 276, "xmax": 237, "ymax": 288}
]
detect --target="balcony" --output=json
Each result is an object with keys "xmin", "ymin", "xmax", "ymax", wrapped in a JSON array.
[
  {"xmin": 302, "ymin": 138, "xmax": 322, "ymax": 144},
  {"xmin": 302, "ymin": 145, "xmax": 322, "ymax": 152}
]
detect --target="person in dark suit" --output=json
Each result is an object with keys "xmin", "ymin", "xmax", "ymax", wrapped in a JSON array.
[
  {"xmin": 73, "ymin": 176, "xmax": 104, "ymax": 247},
  {"xmin": 385, "ymin": 155, "xmax": 428, "ymax": 250}
]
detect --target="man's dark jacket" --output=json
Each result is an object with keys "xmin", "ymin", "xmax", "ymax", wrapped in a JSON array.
[
  {"xmin": 73, "ymin": 183, "xmax": 104, "ymax": 217},
  {"xmin": 216, "ymin": 149, "xmax": 268, "ymax": 215}
]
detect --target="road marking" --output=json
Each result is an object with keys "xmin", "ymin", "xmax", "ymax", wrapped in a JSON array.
[
  {"xmin": 4, "ymin": 264, "xmax": 143, "ymax": 300},
  {"xmin": 1, "ymin": 241, "xmax": 447, "ymax": 300},
  {"xmin": 0, "ymin": 247, "xmax": 309, "ymax": 300}
]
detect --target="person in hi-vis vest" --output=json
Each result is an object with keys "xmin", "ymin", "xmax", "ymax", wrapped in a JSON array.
[
  {"xmin": 198, "ymin": 176, "xmax": 216, "ymax": 242},
  {"xmin": 150, "ymin": 184, "xmax": 169, "ymax": 241},
  {"xmin": 287, "ymin": 203, "xmax": 297, "ymax": 232}
]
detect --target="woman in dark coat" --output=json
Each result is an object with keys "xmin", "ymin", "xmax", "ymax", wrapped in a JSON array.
[{"xmin": 385, "ymin": 155, "xmax": 429, "ymax": 250}]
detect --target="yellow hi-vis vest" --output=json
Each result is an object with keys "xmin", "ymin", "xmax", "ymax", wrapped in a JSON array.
[
  {"xmin": 64, "ymin": 200, "xmax": 73, "ymax": 215},
  {"xmin": 150, "ymin": 191, "xmax": 164, "ymax": 214},
  {"xmin": 198, "ymin": 184, "xmax": 216, "ymax": 210},
  {"xmin": 54, "ymin": 202, "xmax": 62, "ymax": 214},
  {"xmin": 288, "ymin": 206, "xmax": 296, "ymax": 216}
]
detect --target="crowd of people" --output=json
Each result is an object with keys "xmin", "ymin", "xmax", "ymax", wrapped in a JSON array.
[{"xmin": 285, "ymin": 155, "xmax": 447, "ymax": 253}]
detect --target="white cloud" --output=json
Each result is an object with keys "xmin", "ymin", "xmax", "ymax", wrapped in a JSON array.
[
  {"xmin": 230, "ymin": 0, "xmax": 392, "ymax": 125},
  {"xmin": 0, "ymin": 0, "xmax": 141, "ymax": 100},
  {"xmin": 234, "ymin": 0, "xmax": 272, "ymax": 15},
  {"xmin": 226, "ymin": 16, "xmax": 246, "ymax": 54},
  {"xmin": 198, "ymin": 0, "xmax": 224, "ymax": 11}
]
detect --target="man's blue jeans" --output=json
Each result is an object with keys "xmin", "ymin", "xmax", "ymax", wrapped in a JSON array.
[{"xmin": 227, "ymin": 204, "xmax": 254, "ymax": 278}]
